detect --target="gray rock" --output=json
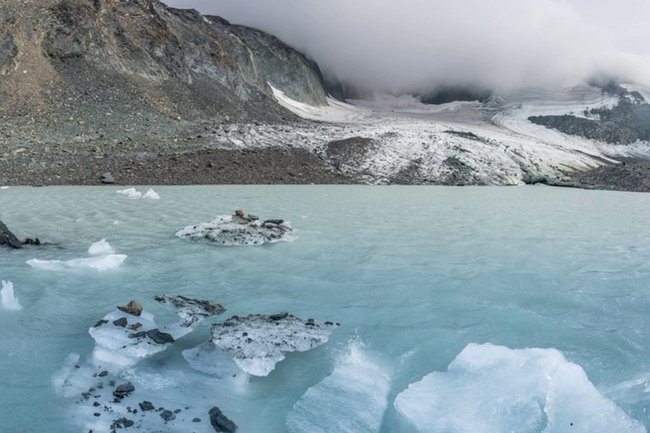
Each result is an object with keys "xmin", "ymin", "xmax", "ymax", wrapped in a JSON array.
[
  {"xmin": 113, "ymin": 382, "xmax": 135, "ymax": 400},
  {"xmin": 209, "ymin": 406, "xmax": 237, "ymax": 433},
  {"xmin": 139, "ymin": 401, "xmax": 154, "ymax": 411},
  {"xmin": 99, "ymin": 172, "xmax": 115, "ymax": 184},
  {"xmin": 160, "ymin": 409, "xmax": 176, "ymax": 421},
  {"xmin": 145, "ymin": 329, "xmax": 175, "ymax": 344},
  {"xmin": 0, "ymin": 220, "xmax": 22, "ymax": 249}
]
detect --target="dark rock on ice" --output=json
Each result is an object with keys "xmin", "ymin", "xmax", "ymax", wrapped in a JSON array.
[
  {"xmin": 154, "ymin": 295, "xmax": 225, "ymax": 326},
  {"xmin": 117, "ymin": 300, "xmax": 143, "ymax": 317},
  {"xmin": 146, "ymin": 329, "xmax": 174, "ymax": 344},
  {"xmin": 113, "ymin": 382, "xmax": 134, "ymax": 400},
  {"xmin": 209, "ymin": 406, "xmax": 237, "ymax": 433},
  {"xmin": 160, "ymin": 409, "xmax": 176, "ymax": 421},
  {"xmin": 210, "ymin": 314, "xmax": 339, "ymax": 376},
  {"xmin": 111, "ymin": 417, "xmax": 134, "ymax": 429},
  {"xmin": 94, "ymin": 319, "xmax": 108, "ymax": 328},
  {"xmin": 113, "ymin": 317, "xmax": 128, "ymax": 328},
  {"xmin": 139, "ymin": 401, "xmax": 154, "ymax": 411}
]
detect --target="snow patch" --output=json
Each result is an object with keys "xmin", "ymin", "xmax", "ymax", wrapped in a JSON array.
[
  {"xmin": 271, "ymin": 84, "xmax": 369, "ymax": 123},
  {"xmin": 394, "ymin": 343, "xmax": 645, "ymax": 433}
]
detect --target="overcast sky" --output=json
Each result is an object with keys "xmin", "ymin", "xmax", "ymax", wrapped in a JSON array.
[{"xmin": 167, "ymin": 0, "xmax": 650, "ymax": 94}]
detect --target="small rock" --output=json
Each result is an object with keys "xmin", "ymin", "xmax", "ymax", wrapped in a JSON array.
[
  {"xmin": 100, "ymin": 172, "xmax": 115, "ymax": 184},
  {"xmin": 112, "ymin": 317, "xmax": 128, "ymax": 327},
  {"xmin": 98, "ymin": 370, "xmax": 109, "ymax": 377},
  {"xmin": 209, "ymin": 406, "xmax": 237, "ymax": 432},
  {"xmin": 139, "ymin": 401, "xmax": 154, "ymax": 411},
  {"xmin": 113, "ymin": 382, "xmax": 135, "ymax": 400},
  {"xmin": 160, "ymin": 410, "xmax": 176, "ymax": 421}
]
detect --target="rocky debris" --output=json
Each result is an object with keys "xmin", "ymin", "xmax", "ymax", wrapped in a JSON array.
[
  {"xmin": 113, "ymin": 382, "xmax": 135, "ymax": 401},
  {"xmin": 176, "ymin": 212, "xmax": 294, "ymax": 246},
  {"xmin": 99, "ymin": 172, "xmax": 115, "ymax": 185},
  {"xmin": 325, "ymin": 136, "xmax": 376, "ymax": 170},
  {"xmin": 209, "ymin": 407, "xmax": 237, "ymax": 433},
  {"xmin": 154, "ymin": 295, "xmax": 225, "ymax": 327},
  {"xmin": 112, "ymin": 317, "xmax": 128, "ymax": 328},
  {"xmin": 551, "ymin": 159, "xmax": 650, "ymax": 192},
  {"xmin": 117, "ymin": 300, "xmax": 143, "ymax": 317},
  {"xmin": 110, "ymin": 417, "xmax": 134, "ymax": 429},
  {"xmin": 210, "ymin": 314, "xmax": 339, "ymax": 376}
]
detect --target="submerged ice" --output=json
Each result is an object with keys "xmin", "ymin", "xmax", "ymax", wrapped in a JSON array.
[
  {"xmin": 286, "ymin": 341, "xmax": 390, "ymax": 433},
  {"xmin": 394, "ymin": 343, "xmax": 646, "ymax": 433},
  {"xmin": 27, "ymin": 240, "xmax": 126, "ymax": 272}
]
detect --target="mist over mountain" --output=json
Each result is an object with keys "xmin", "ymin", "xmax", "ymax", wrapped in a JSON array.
[{"xmin": 168, "ymin": 0, "xmax": 650, "ymax": 97}]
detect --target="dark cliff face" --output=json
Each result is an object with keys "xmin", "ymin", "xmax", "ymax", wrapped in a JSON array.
[{"xmin": 0, "ymin": 0, "xmax": 328, "ymax": 126}]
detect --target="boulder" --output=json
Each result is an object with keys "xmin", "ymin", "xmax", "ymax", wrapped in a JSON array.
[
  {"xmin": 209, "ymin": 407, "xmax": 237, "ymax": 433},
  {"xmin": 117, "ymin": 300, "xmax": 143, "ymax": 317},
  {"xmin": 0, "ymin": 220, "xmax": 23, "ymax": 249}
]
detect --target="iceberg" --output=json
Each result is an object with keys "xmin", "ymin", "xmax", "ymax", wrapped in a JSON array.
[
  {"xmin": 176, "ymin": 210, "xmax": 294, "ymax": 246},
  {"xmin": 394, "ymin": 343, "xmax": 646, "ymax": 433},
  {"xmin": 88, "ymin": 239, "xmax": 116, "ymax": 255},
  {"xmin": 116, "ymin": 187, "xmax": 160, "ymax": 200},
  {"xmin": 1, "ymin": 280, "xmax": 23, "ymax": 310}
]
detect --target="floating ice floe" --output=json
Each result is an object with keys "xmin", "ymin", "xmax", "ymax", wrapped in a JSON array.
[
  {"xmin": 27, "ymin": 240, "xmax": 126, "ymax": 272},
  {"xmin": 88, "ymin": 239, "xmax": 116, "ymax": 255},
  {"xmin": 210, "ymin": 313, "xmax": 339, "ymax": 376},
  {"xmin": 176, "ymin": 210, "xmax": 294, "ymax": 246},
  {"xmin": 1, "ymin": 186, "xmax": 9, "ymax": 190},
  {"xmin": 286, "ymin": 341, "xmax": 390, "ymax": 433},
  {"xmin": 27, "ymin": 254, "xmax": 127, "ymax": 272},
  {"xmin": 89, "ymin": 308, "xmax": 174, "ymax": 367},
  {"xmin": 1, "ymin": 280, "xmax": 23, "ymax": 310},
  {"xmin": 393, "ymin": 343, "xmax": 646, "ymax": 433},
  {"xmin": 116, "ymin": 187, "xmax": 160, "ymax": 200}
]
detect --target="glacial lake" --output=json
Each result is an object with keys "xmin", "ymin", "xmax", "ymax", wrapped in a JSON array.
[{"xmin": 2, "ymin": 185, "xmax": 650, "ymax": 433}]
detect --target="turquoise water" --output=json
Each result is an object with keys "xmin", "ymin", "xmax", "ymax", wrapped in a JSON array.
[{"xmin": 2, "ymin": 185, "xmax": 650, "ymax": 432}]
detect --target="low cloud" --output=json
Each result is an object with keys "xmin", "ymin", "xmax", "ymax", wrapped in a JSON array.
[{"xmin": 167, "ymin": 0, "xmax": 650, "ymax": 95}]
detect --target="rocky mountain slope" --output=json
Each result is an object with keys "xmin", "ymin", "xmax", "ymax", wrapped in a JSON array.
[
  {"xmin": 1, "ymin": 0, "xmax": 649, "ymax": 189},
  {"xmin": 0, "ymin": 0, "xmax": 328, "ymax": 151}
]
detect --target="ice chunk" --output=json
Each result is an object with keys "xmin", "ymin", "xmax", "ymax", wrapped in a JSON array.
[
  {"xmin": 1, "ymin": 280, "xmax": 23, "ymax": 310},
  {"xmin": 142, "ymin": 188, "xmax": 160, "ymax": 200},
  {"xmin": 286, "ymin": 341, "xmax": 390, "ymax": 433},
  {"xmin": 89, "ymin": 310, "xmax": 173, "ymax": 367},
  {"xmin": 116, "ymin": 187, "xmax": 160, "ymax": 200},
  {"xmin": 1, "ymin": 186, "xmax": 9, "ymax": 190},
  {"xmin": 88, "ymin": 239, "xmax": 116, "ymax": 255},
  {"xmin": 394, "ymin": 343, "xmax": 646, "ymax": 433},
  {"xmin": 154, "ymin": 295, "xmax": 225, "ymax": 327},
  {"xmin": 176, "ymin": 215, "xmax": 294, "ymax": 246},
  {"xmin": 27, "ymin": 254, "xmax": 127, "ymax": 272},
  {"xmin": 116, "ymin": 187, "xmax": 142, "ymax": 199},
  {"xmin": 210, "ymin": 313, "xmax": 338, "ymax": 376}
]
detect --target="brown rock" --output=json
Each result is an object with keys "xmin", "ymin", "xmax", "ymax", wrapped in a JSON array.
[{"xmin": 117, "ymin": 300, "xmax": 143, "ymax": 317}]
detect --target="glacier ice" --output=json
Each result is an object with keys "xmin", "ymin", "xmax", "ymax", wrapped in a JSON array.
[
  {"xmin": 116, "ymin": 187, "xmax": 160, "ymax": 200},
  {"xmin": 27, "ymin": 254, "xmax": 127, "ymax": 272},
  {"xmin": 393, "ymin": 343, "xmax": 646, "ymax": 433},
  {"xmin": 88, "ymin": 239, "xmax": 116, "ymax": 255}
]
